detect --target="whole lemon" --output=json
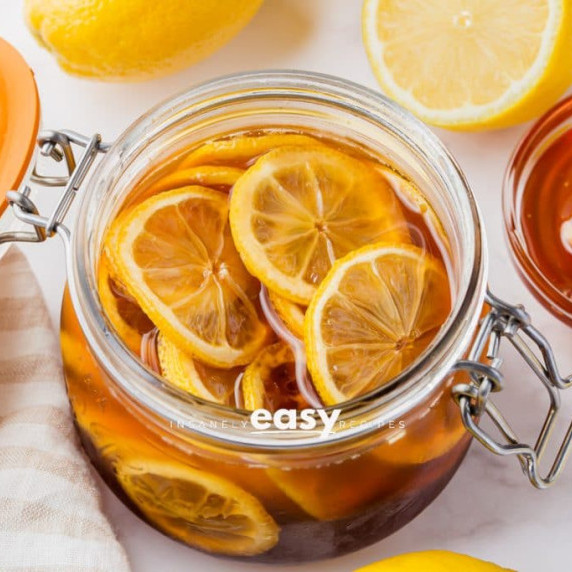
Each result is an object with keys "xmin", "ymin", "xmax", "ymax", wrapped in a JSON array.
[
  {"xmin": 25, "ymin": 0, "xmax": 264, "ymax": 81},
  {"xmin": 355, "ymin": 551, "xmax": 515, "ymax": 572}
]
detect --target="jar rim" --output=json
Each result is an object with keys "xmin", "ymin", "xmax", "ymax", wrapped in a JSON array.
[
  {"xmin": 68, "ymin": 70, "xmax": 487, "ymax": 450},
  {"xmin": 503, "ymin": 95, "xmax": 572, "ymax": 324}
]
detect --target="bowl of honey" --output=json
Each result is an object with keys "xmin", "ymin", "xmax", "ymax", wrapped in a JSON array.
[{"xmin": 504, "ymin": 95, "xmax": 572, "ymax": 325}]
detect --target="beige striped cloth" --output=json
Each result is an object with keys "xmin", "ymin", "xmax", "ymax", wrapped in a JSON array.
[{"xmin": 0, "ymin": 246, "xmax": 130, "ymax": 571}]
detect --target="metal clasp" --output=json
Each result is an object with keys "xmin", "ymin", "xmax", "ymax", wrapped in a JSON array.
[
  {"xmin": 0, "ymin": 129, "xmax": 109, "ymax": 245},
  {"xmin": 453, "ymin": 290, "xmax": 572, "ymax": 488}
]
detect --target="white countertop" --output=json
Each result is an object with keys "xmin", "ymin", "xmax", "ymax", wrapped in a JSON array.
[{"xmin": 2, "ymin": 1, "xmax": 572, "ymax": 570}]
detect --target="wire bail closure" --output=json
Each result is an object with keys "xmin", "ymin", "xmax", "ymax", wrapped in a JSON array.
[
  {"xmin": 0, "ymin": 129, "xmax": 109, "ymax": 245},
  {"xmin": 452, "ymin": 290, "xmax": 572, "ymax": 488}
]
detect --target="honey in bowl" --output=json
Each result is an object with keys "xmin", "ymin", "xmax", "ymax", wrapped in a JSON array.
[
  {"xmin": 520, "ymin": 129, "xmax": 572, "ymax": 299},
  {"xmin": 61, "ymin": 128, "xmax": 466, "ymax": 561},
  {"xmin": 505, "ymin": 96, "xmax": 572, "ymax": 326}
]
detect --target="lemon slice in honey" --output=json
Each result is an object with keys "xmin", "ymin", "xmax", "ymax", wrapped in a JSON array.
[
  {"xmin": 157, "ymin": 334, "xmax": 240, "ymax": 406},
  {"xmin": 305, "ymin": 243, "xmax": 451, "ymax": 405},
  {"xmin": 267, "ymin": 451, "xmax": 393, "ymax": 521},
  {"xmin": 267, "ymin": 290, "xmax": 306, "ymax": 338},
  {"xmin": 97, "ymin": 253, "xmax": 154, "ymax": 355},
  {"xmin": 230, "ymin": 146, "xmax": 410, "ymax": 304},
  {"xmin": 148, "ymin": 165, "xmax": 244, "ymax": 194},
  {"xmin": 108, "ymin": 186, "xmax": 269, "ymax": 367},
  {"xmin": 179, "ymin": 133, "xmax": 320, "ymax": 168},
  {"xmin": 116, "ymin": 458, "xmax": 279, "ymax": 556},
  {"xmin": 242, "ymin": 342, "xmax": 308, "ymax": 411}
]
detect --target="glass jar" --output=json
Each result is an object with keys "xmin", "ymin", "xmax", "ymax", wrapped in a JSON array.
[{"xmin": 3, "ymin": 70, "xmax": 572, "ymax": 563}]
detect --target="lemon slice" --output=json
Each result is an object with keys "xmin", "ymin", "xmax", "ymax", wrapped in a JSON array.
[
  {"xmin": 180, "ymin": 133, "xmax": 320, "ymax": 168},
  {"xmin": 373, "ymin": 163, "xmax": 452, "ymax": 263},
  {"xmin": 267, "ymin": 451, "xmax": 393, "ymax": 521},
  {"xmin": 148, "ymin": 165, "xmax": 244, "ymax": 194},
  {"xmin": 103, "ymin": 208, "xmax": 128, "ymax": 279},
  {"xmin": 157, "ymin": 334, "xmax": 240, "ymax": 406},
  {"xmin": 267, "ymin": 290, "xmax": 306, "ymax": 338},
  {"xmin": 109, "ymin": 186, "xmax": 268, "ymax": 367},
  {"xmin": 242, "ymin": 342, "xmax": 308, "ymax": 411},
  {"xmin": 373, "ymin": 412, "xmax": 468, "ymax": 467},
  {"xmin": 98, "ymin": 253, "xmax": 154, "ymax": 355},
  {"xmin": 115, "ymin": 458, "xmax": 279, "ymax": 556},
  {"xmin": 305, "ymin": 243, "xmax": 450, "ymax": 405},
  {"xmin": 363, "ymin": 0, "xmax": 572, "ymax": 129},
  {"xmin": 230, "ymin": 146, "xmax": 410, "ymax": 304}
]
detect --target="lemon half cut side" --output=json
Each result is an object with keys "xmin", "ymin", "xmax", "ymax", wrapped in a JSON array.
[{"xmin": 363, "ymin": 0, "xmax": 572, "ymax": 129}]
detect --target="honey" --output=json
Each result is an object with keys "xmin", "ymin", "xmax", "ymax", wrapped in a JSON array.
[{"xmin": 521, "ymin": 129, "xmax": 572, "ymax": 299}]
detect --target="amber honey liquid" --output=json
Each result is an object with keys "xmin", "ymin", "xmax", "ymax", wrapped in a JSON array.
[
  {"xmin": 61, "ymin": 128, "xmax": 469, "ymax": 562},
  {"xmin": 521, "ymin": 130, "xmax": 572, "ymax": 299}
]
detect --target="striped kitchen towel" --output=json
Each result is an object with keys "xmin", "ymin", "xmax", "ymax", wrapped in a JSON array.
[{"xmin": 0, "ymin": 246, "xmax": 130, "ymax": 571}]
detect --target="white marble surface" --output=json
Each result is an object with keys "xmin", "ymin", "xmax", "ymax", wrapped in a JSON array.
[{"xmin": 2, "ymin": 1, "xmax": 571, "ymax": 570}]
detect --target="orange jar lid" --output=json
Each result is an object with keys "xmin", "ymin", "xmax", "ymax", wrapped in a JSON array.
[{"xmin": 0, "ymin": 39, "xmax": 40, "ymax": 216}]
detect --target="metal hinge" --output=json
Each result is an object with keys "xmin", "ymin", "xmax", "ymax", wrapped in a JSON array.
[
  {"xmin": 0, "ymin": 130, "xmax": 109, "ymax": 245},
  {"xmin": 453, "ymin": 290, "xmax": 572, "ymax": 489}
]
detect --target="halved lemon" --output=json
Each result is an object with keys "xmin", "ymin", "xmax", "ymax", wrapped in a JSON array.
[
  {"xmin": 115, "ymin": 458, "xmax": 279, "ymax": 556},
  {"xmin": 180, "ymin": 133, "xmax": 320, "ymax": 168},
  {"xmin": 268, "ymin": 290, "xmax": 306, "ymax": 338},
  {"xmin": 242, "ymin": 342, "xmax": 308, "ymax": 412},
  {"xmin": 148, "ymin": 165, "xmax": 244, "ymax": 194},
  {"xmin": 305, "ymin": 243, "xmax": 450, "ymax": 405},
  {"xmin": 108, "ymin": 186, "xmax": 268, "ymax": 367},
  {"xmin": 98, "ymin": 253, "xmax": 154, "ymax": 355},
  {"xmin": 157, "ymin": 334, "xmax": 240, "ymax": 406},
  {"xmin": 230, "ymin": 146, "xmax": 410, "ymax": 305},
  {"xmin": 362, "ymin": 0, "xmax": 572, "ymax": 129}
]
